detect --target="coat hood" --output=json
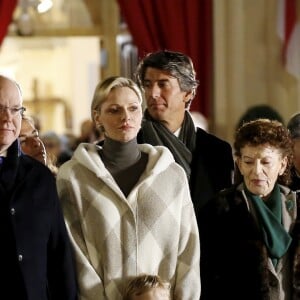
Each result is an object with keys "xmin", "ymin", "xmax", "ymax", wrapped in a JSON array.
[{"xmin": 69, "ymin": 142, "xmax": 177, "ymax": 179}]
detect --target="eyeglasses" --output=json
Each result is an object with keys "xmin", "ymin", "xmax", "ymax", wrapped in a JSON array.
[{"xmin": 0, "ymin": 106, "xmax": 26, "ymax": 116}]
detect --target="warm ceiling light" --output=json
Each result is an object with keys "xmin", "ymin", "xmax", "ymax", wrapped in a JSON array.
[{"xmin": 37, "ymin": 0, "xmax": 53, "ymax": 14}]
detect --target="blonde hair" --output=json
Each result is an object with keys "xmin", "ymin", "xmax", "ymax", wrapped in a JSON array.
[
  {"xmin": 123, "ymin": 274, "xmax": 171, "ymax": 300},
  {"xmin": 91, "ymin": 76, "xmax": 143, "ymax": 122}
]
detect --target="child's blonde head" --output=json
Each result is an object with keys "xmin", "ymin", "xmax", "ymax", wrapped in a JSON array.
[{"xmin": 124, "ymin": 274, "xmax": 171, "ymax": 300}]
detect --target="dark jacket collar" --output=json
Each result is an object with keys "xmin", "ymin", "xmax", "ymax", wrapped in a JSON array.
[{"xmin": 0, "ymin": 140, "xmax": 21, "ymax": 192}]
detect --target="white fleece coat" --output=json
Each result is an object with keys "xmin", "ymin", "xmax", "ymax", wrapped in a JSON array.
[{"xmin": 57, "ymin": 143, "xmax": 200, "ymax": 300}]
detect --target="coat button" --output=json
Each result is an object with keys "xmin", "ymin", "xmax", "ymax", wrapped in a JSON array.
[
  {"xmin": 18, "ymin": 254, "xmax": 23, "ymax": 262},
  {"xmin": 10, "ymin": 208, "xmax": 15, "ymax": 215}
]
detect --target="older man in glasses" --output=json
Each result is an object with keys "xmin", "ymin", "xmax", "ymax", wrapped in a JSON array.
[{"xmin": 0, "ymin": 75, "xmax": 77, "ymax": 300}]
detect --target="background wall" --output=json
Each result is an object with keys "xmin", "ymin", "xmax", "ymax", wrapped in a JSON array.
[
  {"xmin": 213, "ymin": 0, "xmax": 300, "ymax": 144},
  {"xmin": 0, "ymin": 36, "xmax": 100, "ymax": 135},
  {"xmin": 0, "ymin": 0, "xmax": 300, "ymax": 145}
]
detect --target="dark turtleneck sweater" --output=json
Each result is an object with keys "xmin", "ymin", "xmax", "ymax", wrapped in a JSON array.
[{"xmin": 99, "ymin": 137, "xmax": 148, "ymax": 197}]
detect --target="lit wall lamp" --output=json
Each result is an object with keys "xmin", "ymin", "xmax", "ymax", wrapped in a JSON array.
[
  {"xmin": 37, "ymin": 0, "xmax": 53, "ymax": 14},
  {"xmin": 16, "ymin": 0, "xmax": 53, "ymax": 36}
]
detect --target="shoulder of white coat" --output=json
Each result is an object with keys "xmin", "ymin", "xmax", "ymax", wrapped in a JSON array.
[
  {"xmin": 58, "ymin": 143, "xmax": 101, "ymax": 177},
  {"xmin": 138, "ymin": 143, "xmax": 188, "ymax": 180},
  {"xmin": 74, "ymin": 142, "xmax": 101, "ymax": 155},
  {"xmin": 138, "ymin": 143, "xmax": 174, "ymax": 160},
  {"xmin": 73, "ymin": 142, "xmax": 102, "ymax": 161}
]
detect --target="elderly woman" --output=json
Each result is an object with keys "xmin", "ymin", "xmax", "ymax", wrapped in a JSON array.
[
  {"xmin": 57, "ymin": 76, "xmax": 200, "ymax": 299},
  {"xmin": 199, "ymin": 119, "xmax": 300, "ymax": 300}
]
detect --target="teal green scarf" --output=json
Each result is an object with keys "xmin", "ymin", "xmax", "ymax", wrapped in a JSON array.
[{"xmin": 245, "ymin": 184, "xmax": 292, "ymax": 267}]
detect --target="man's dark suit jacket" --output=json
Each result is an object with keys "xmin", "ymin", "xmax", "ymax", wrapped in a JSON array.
[
  {"xmin": 189, "ymin": 128, "xmax": 234, "ymax": 214},
  {"xmin": 138, "ymin": 126, "xmax": 234, "ymax": 217}
]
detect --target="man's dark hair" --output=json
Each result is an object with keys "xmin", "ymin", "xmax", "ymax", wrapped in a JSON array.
[{"xmin": 135, "ymin": 50, "xmax": 199, "ymax": 107}]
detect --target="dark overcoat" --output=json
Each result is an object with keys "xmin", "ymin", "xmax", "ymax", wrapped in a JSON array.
[
  {"xmin": 0, "ymin": 140, "xmax": 77, "ymax": 300},
  {"xmin": 189, "ymin": 127, "xmax": 234, "ymax": 213},
  {"xmin": 199, "ymin": 185, "xmax": 300, "ymax": 300},
  {"xmin": 138, "ymin": 124, "xmax": 234, "ymax": 215}
]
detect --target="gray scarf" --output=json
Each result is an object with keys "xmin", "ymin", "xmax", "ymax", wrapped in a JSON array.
[{"xmin": 139, "ymin": 110, "xmax": 196, "ymax": 179}]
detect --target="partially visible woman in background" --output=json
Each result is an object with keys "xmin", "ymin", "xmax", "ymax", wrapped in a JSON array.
[
  {"xmin": 20, "ymin": 115, "xmax": 47, "ymax": 164},
  {"xmin": 20, "ymin": 115, "xmax": 58, "ymax": 175},
  {"xmin": 57, "ymin": 76, "xmax": 200, "ymax": 299},
  {"xmin": 199, "ymin": 119, "xmax": 300, "ymax": 300}
]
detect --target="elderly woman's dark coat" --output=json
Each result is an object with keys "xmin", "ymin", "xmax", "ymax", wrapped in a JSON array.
[
  {"xmin": 0, "ymin": 140, "xmax": 77, "ymax": 300},
  {"xmin": 199, "ymin": 184, "xmax": 300, "ymax": 300}
]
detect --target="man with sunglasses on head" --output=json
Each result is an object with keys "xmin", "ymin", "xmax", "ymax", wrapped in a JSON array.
[
  {"xmin": 136, "ymin": 50, "xmax": 234, "ymax": 215},
  {"xmin": 0, "ymin": 75, "xmax": 77, "ymax": 300}
]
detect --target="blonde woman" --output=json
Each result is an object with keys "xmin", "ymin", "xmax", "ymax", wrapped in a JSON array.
[{"xmin": 57, "ymin": 76, "xmax": 200, "ymax": 299}]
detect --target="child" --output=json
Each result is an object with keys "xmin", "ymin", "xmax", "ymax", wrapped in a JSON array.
[{"xmin": 123, "ymin": 274, "xmax": 171, "ymax": 300}]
